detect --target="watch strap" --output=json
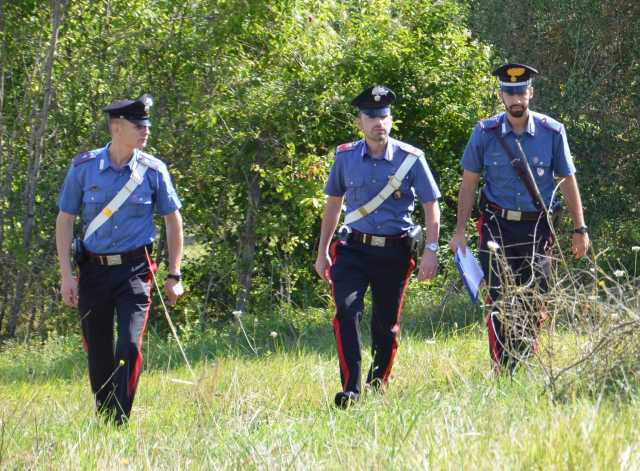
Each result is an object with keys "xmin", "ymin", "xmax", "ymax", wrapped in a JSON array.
[{"xmin": 424, "ymin": 242, "xmax": 439, "ymax": 253}]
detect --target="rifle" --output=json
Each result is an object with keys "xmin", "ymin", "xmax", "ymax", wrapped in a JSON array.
[{"xmin": 492, "ymin": 129, "xmax": 548, "ymax": 213}]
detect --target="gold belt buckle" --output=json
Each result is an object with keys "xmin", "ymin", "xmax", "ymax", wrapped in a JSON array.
[
  {"xmin": 506, "ymin": 210, "xmax": 522, "ymax": 221},
  {"xmin": 106, "ymin": 254, "xmax": 122, "ymax": 265},
  {"xmin": 370, "ymin": 235, "xmax": 386, "ymax": 247}
]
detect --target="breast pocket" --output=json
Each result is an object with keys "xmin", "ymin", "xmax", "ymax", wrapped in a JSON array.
[
  {"xmin": 484, "ymin": 158, "xmax": 512, "ymax": 184},
  {"xmin": 82, "ymin": 191, "xmax": 106, "ymax": 223},
  {"xmin": 531, "ymin": 155, "xmax": 551, "ymax": 182},
  {"xmin": 129, "ymin": 191, "xmax": 153, "ymax": 217},
  {"xmin": 345, "ymin": 176, "xmax": 365, "ymax": 204}
]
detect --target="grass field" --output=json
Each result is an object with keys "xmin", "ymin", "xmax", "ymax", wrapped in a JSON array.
[{"xmin": 2, "ymin": 288, "xmax": 640, "ymax": 470}]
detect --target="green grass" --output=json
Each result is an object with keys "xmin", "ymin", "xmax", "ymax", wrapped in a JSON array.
[{"xmin": 2, "ymin": 293, "xmax": 640, "ymax": 469}]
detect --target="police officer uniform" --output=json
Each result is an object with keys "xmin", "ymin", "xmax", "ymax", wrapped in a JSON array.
[
  {"xmin": 324, "ymin": 86, "xmax": 441, "ymax": 406},
  {"xmin": 460, "ymin": 64, "xmax": 577, "ymax": 370},
  {"xmin": 57, "ymin": 96, "xmax": 181, "ymax": 423}
]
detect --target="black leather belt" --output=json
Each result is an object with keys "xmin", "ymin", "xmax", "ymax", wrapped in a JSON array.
[
  {"xmin": 486, "ymin": 203, "xmax": 543, "ymax": 222},
  {"xmin": 350, "ymin": 230, "xmax": 407, "ymax": 248},
  {"xmin": 86, "ymin": 245, "xmax": 152, "ymax": 266}
]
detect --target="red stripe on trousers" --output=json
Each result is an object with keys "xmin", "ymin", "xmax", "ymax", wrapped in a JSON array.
[
  {"xmin": 127, "ymin": 259, "xmax": 156, "ymax": 396},
  {"xmin": 381, "ymin": 256, "xmax": 416, "ymax": 384},
  {"xmin": 329, "ymin": 240, "xmax": 350, "ymax": 391},
  {"xmin": 476, "ymin": 213, "xmax": 485, "ymax": 248},
  {"xmin": 486, "ymin": 312, "xmax": 502, "ymax": 371},
  {"xmin": 332, "ymin": 318, "xmax": 350, "ymax": 391}
]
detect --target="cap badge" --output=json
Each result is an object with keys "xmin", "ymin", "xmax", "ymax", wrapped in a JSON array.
[
  {"xmin": 507, "ymin": 67, "xmax": 525, "ymax": 82},
  {"xmin": 141, "ymin": 94, "xmax": 153, "ymax": 113},
  {"xmin": 371, "ymin": 85, "xmax": 389, "ymax": 102}
]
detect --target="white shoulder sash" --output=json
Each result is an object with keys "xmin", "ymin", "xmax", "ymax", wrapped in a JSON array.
[
  {"xmin": 344, "ymin": 154, "xmax": 418, "ymax": 225},
  {"xmin": 83, "ymin": 162, "xmax": 149, "ymax": 242}
]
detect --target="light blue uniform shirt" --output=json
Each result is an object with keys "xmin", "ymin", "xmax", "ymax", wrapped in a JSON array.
[
  {"xmin": 324, "ymin": 138, "xmax": 441, "ymax": 235},
  {"xmin": 58, "ymin": 144, "xmax": 182, "ymax": 254},
  {"xmin": 461, "ymin": 111, "xmax": 575, "ymax": 212}
]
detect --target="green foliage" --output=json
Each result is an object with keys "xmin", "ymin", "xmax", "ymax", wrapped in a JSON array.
[
  {"xmin": 168, "ymin": 0, "xmax": 491, "ymax": 321},
  {"xmin": 11, "ymin": 0, "xmax": 636, "ymax": 337},
  {"xmin": 0, "ymin": 0, "xmax": 493, "ymax": 336},
  {"xmin": 469, "ymin": 0, "xmax": 640, "ymax": 266}
]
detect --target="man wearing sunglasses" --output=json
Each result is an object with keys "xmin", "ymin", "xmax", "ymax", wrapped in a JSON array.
[{"xmin": 56, "ymin": 95, "xmax": 184, "ymax": 424}]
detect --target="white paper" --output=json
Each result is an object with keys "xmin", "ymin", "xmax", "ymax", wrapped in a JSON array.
[{"xmin": 454, "ymin": 247, "xmax": 484, "ymax": 304}]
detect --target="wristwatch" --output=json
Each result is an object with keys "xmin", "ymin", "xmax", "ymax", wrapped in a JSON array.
[
  {"xmin": 424, "ymin": 242, "xmax": 439, "ymax": 253},
  {"xmin": 573, "ymin": 225, "xmax": 588, "ymax": 235},
  {"xmin": 167, "ymin": 273, "xmax": 182, "ymax": 282}
]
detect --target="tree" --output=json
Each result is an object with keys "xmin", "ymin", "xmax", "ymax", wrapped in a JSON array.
[{"xmin": 0, "ymin": 0, "xmax": 492, "ymax": 337}]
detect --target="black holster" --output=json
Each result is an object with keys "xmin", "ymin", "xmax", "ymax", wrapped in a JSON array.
[
  {"xmin": 407, "ymin": 225, "xmax": 424, "ymax": 259},
  {"xmin": 72, "ymin": 237, "xmax": 86, "ymax": 267}
]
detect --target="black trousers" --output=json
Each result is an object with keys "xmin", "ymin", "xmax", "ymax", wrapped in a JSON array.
[
  {"xmin": 329, "ymin": 239, "xmax": 415, "ymax": 395},
  {"xmin": 78, "ymin": 256, "xmax": 156, "ymax": 421},
  {"xmin": 477, "ymin": 209, "xmax": 551, "ymax": 370}
]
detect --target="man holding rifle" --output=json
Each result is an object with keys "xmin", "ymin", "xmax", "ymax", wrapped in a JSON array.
[{"xmin": 449, "ymin": 64, "xmax": 590, "ymax": 372}]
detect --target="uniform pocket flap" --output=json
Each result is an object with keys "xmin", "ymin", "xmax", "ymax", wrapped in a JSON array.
[
  {"xmin": 130, "ymin": 192, "xmax": 153, "ymax": 204},
  {"xmin": 82, "ymin": 191, "xmax": 106, "ymax": 203},
  {"xmin": 346, "ymin": 176, "xmax": 364, "ymax": 187}
]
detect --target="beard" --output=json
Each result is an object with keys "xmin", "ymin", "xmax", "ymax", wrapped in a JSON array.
[{"xmin": 507, "ymin": 104, "xmax": 527, "ymax": 118}]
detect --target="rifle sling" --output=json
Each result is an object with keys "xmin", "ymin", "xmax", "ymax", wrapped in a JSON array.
[{"xmin": 492, "ymin": 128, "xmax": 545, "ymax": 211}]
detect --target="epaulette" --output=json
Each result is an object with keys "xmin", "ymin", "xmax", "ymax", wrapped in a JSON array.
[
  {"xmin": 72, "ymin": 151, "xmax": 96, "ymax": 167},
  {"xmin": 396, "ymin": 141, "xmax": 424, "ymax": 157},
  {"xmin": 479, "ymin": 116, "xmax": 500, "ymax": 130},
  {"xmin": 539, "ymin": 116, "xmax": 562, "ymax": 133},
  {"xmin": 336, "ymin": 141, "xmax": 358, "ymax": 154},
  {"xmin": 137, "ymin": 152, "xmax": 162, "ymax": 171}
]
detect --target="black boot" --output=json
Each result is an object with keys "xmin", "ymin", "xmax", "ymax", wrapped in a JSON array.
[{"xmin": 334, "ymin": 391, "xmax": 359, "ymax": 409}]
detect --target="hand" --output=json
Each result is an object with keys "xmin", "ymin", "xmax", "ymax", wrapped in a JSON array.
[
  {"xmin": 449, "ymin": 231, "xmax": 468, "ymax": 255},
  {"xmin": 315, "ymin": 253, "xmax": 332, "ymax": 283},
  {"xmin": 417, "ymin": 250, "xmax": 438, "ymax": 281},
  {"xmin": 164, "ymin": 279, "xmax": 184, "ymax": 306},
  {"xmin": 61, "ymin": 276, "xmax": 79, "ymax": 307},
  {"xmin": 571, "ymin": 232, "xmax": 590, "ymax": 259}
]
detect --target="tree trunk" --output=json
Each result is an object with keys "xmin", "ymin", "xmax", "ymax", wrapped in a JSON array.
[
  {"xmin": 22, "ymin": 0, "xmax": 66, "ymax": 249},
  {"xmin": 7, "ymin": 270, "xmax": 31, "ymax": 337},
  {"xmin": 0, "ymin": 286, "xmax": 7, "ymax": 334},
  {"xmin": 0, "ymin": 0, "xmax": 7, "ymax": 252},
  {"xmin": 234, "ymin": 140, "xmax": 265, "ymax": 315},
  {"xmin": 7, "ymin": 0, "xmax": 66, "ymax": 337}
]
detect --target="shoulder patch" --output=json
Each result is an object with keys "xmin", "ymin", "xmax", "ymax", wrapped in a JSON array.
[
  {"xmin": 72, "ymin": 151, "xmax": 96, "ymax": 167},
  {"xmin": 479, "ymin": 117, "xmax": 500, "ymax": 130},
  {"xmin": 540, "ymin": 117, "xmax": 562, "ymax": 133},
  {"xmin": 336, "ymin": 141, "xmax": 358, "ymax": 154},
  {"xmin": 396, "ymin": 141, "xmax": 424, "ymax": 157},
  {"xmin": 137, "ymin": 152, "xmax": 162, "ymax": 170}
]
